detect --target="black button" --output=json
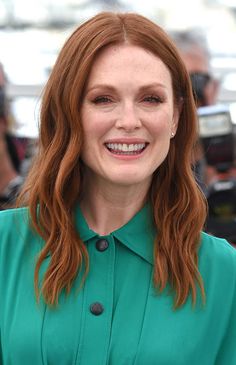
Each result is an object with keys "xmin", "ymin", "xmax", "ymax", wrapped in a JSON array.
[
  {"xmin": 90, "ymin": 302, "xmax": 104, "ymax": 316},
  {"xmin": 96, "ymin": 239, "xmax": 109, "ymax": 252}
]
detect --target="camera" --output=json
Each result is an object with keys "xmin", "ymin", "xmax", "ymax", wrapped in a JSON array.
[
  {"xmin": 198, "ymin": 105, "xmax": 236, "ymax": 244},
  {"xmin": 198, "ymin": 104, "xmax": 234, "ymax": 172},
  {"xmin": 190, "ymin": 72, "xmax": 211, "ymax": 106}
]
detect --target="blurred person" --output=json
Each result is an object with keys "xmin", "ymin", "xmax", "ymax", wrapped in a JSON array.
[
  {"xmin": 171, "ymin": 30, "xmax": 236, "ymax": 246},
  {"xmin": 170, "ymin": 29, "xmax": 219, "ymax": 107},
  {"xmin": 0, "ymin": 122, "xmax": 23, "ymax": 208},
  {"xmin": 0, "ymin": 63, "xmax": 24, "ymax": 209},
  {"xmin": 0, "ymin": 12, "xmax": 235, "ymax": 365},
  {"xmin": 170, "ymin": 30, "xmax": 220, "ymax": 193}
]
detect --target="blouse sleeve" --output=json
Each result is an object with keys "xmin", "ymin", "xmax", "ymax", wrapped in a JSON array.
[{"xmin": 215, "ymin": 251, "xmax": 236, "ymax": 364}]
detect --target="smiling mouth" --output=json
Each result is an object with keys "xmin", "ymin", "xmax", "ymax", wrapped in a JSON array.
[{"xmin": 105, "ymin": 142, "xmax": 148, "ymax": 155}]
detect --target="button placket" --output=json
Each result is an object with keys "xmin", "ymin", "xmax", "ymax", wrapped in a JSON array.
[
  {"xmin": 76, "ymin": 235, "xmax": 115, "ymax": 365},
  {"xmin": 96, "ymin": 238, "xmax": 109, "ymax": 252},
  {"xmin": 90, "ymin": 302, "xmax": 104, "ymax": 316}
]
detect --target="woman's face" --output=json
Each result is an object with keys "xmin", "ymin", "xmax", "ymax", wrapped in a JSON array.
[{"xmin": 80, "ymin": 43, "xmax": 179, "ymax": 190}]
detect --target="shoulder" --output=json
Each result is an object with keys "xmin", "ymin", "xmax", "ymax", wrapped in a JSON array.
[
  {"xmin": 200, "ymin": 231, "xmax": 236, "ymax": 263},
  {"xmin": 0, "ymin": 206, "xmax": 30, "ymax": 237},
  {"xmin": 0, "ymin": 206, "xmax": 30, "ymax": 223},
  {"xmin": 199, "ymin": 231, "xmax": 236, "ymax": 288},
  {"xmin": 0, "ymin": 206, "xmax": 41, "ymax": 259}
]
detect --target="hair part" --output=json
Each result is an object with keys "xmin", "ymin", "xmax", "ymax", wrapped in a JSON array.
[{"xmin": 18, "ymin": 12, "xmax": 207, "ymax": 307}]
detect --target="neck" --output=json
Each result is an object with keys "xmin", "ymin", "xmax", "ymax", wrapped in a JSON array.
[{"xmin": 80, "ymin": 177, "xmax": 150, "ymax": 235}]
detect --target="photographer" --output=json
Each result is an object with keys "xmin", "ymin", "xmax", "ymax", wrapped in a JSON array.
[
  {"xmin": 171, "ymin": 30, "xmax": 236, "ymax": 246},
  {"xmin": 170, "ymin": 29, "xmax": 219, "ymax": 108},
  {"xmin": 170, "ymin": 29, "xmax": 219, "ymax": 193}
]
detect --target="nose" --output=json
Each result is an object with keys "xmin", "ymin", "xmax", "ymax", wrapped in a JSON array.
[{"xmin": 115, "ymin": 102, "xmax": 142, "ymax": 131}]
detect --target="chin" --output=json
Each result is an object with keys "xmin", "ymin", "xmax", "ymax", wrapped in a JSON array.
[{"xmin": 106, "ymin": 171, "xmax": 152, "ymax": 188}]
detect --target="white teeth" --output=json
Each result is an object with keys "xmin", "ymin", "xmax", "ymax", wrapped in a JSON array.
[{"xmin": 106, "ymin": 143, "xmax": 146, "ymax": 152}]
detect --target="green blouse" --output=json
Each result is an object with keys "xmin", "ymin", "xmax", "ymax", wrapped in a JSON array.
[{"xmin": 0, "ymin": 204, "xmax": 236, "ymax": 365}]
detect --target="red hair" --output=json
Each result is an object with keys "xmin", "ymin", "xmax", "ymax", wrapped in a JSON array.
[{"xmin": 19, "ymin": 12, "xmax": 207, "ymax": 307}]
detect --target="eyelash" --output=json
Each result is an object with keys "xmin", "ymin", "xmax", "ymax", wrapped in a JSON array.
[
  {"xmin": 91, "ymin": 94, "xmax": 163, "ymax": 105},
  {"xmin": 92, "ymin": 96, "xmax": 112, "ymax": 104},
  {"xmin": 143, "ymin": 95, "xmax": 163, "ymax": 104}
]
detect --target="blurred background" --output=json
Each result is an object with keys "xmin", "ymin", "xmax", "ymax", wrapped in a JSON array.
[
  {"xmin": 0, "ymin": 0, "xmax": 236, "ymax": 136},
  {"xmin": 1, "ymin": 0, "xmax": 236, "ymax": 244}
]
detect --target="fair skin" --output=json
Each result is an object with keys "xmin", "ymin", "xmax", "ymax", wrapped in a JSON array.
[{"xmin": 80, "ymin": 43, "xmax": 179, "ymax": 235}]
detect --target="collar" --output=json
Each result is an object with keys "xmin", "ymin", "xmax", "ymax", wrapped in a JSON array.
[{"xmin": 75, "ymin": 203, "xmax": 156, "ymax": 265}]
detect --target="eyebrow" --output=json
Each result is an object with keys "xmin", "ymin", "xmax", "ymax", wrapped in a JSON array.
[
  {"xmin": 86, "ymin": 82, "xmax": 168, "ymax": 93},
  {"xmin": 86, "ymin": 84, "xmax": 116, "ymax": 93},
  {"xmin": 139, "ymin": 83, "xmax": 168, "ymax": 91}
]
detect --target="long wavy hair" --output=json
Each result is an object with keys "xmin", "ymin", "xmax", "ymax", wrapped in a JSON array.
[{"xmin": 19, "ymin": 12, "xmax": 207, "ymax": 307}]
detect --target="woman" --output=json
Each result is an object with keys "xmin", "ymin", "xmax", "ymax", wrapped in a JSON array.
[{"xmin": 0, "ymin": 12, "xmax": 235, "ymax": 365}]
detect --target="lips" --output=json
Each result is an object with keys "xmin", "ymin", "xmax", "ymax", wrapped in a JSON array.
[{"xmin": 105, "ymin": 142, "xmax": 148, "ymax": 155}]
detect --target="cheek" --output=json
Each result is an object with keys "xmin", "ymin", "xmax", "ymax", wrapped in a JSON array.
[
  {"xmin": 81, "ymin": 111, "xmax": 110, "ymax": 142},
  {"xmin": 148, "ymin": 116, "xmax": 172, "ymax": 137},
  {"xmin": 83, "ymin": 127, "xmax": 107, "ymax": 147}
]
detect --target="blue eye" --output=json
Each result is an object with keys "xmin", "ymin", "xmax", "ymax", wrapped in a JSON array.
[
  {"xmin": 93, "ymin": 96, "xmax": 112, "ymax": 104},
  {"xmin": 143, "ymin": 95, "xmax": 162, "ymax": 103}
]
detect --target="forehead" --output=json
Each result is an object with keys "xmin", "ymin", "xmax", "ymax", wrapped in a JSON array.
[{"xmin": 86, "ymin": 43, "xmax": 173, "ymax": 87}]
